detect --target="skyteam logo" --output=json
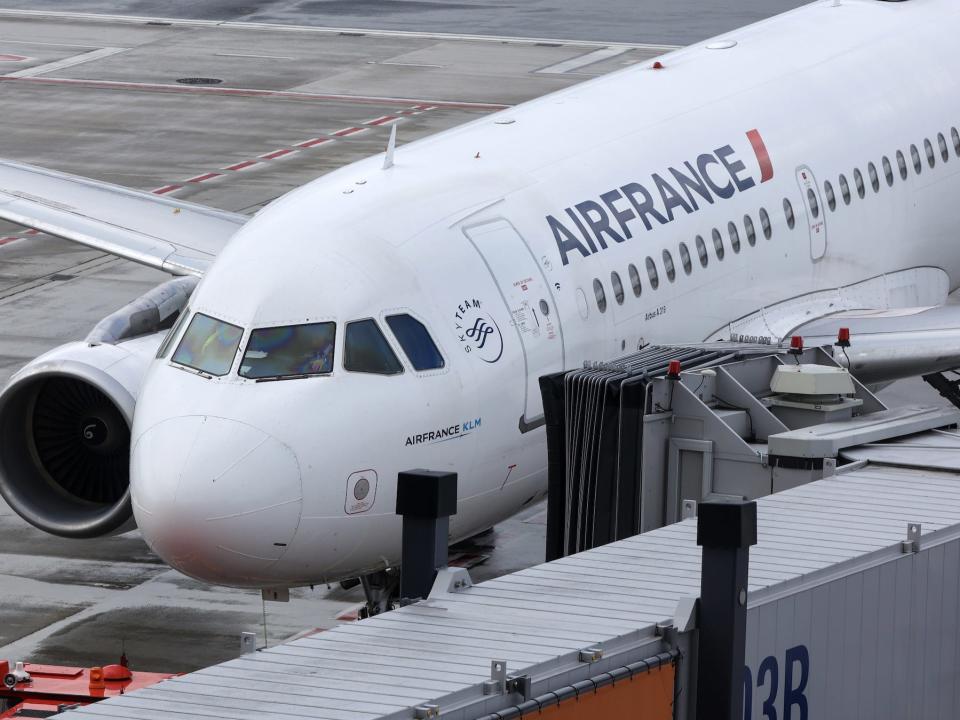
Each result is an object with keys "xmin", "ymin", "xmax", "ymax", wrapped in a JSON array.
[{"xmin": 454, "ymin": 298, "xmax": 503, "ymax": 363}]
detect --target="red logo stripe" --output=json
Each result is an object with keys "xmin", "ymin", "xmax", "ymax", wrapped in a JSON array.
[{"xmin": 747, "ymin": 129, "xmax": 774, "ymax": 183}]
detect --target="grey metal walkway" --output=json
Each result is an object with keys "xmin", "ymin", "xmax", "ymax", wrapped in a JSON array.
[{"xmin": 57, "ymin": 453, "xmax": 960, "ymax": 720}]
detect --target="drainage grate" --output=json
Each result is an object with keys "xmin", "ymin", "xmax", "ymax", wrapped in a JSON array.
[{"xmin": 176, "ymin": 77, "xmax": 223, "ymax": 85}]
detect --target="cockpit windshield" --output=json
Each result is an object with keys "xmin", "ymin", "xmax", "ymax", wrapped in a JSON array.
[
  {"xmin": 172, "ymin": 313, "xmax": 244, "ymax": 376},
  {"xmin": 239, "ymin": 322, "xmax": 336, "ymax": 379}
]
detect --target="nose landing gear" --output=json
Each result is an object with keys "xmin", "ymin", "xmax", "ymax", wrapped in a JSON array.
[{"xmin": 358, "ymin": 568, "xmax": 400, "ymax": 618}]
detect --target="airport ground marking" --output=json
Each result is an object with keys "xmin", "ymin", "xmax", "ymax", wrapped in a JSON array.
[
  {"xmin": 0, "ymin": 75, "xmax": 509, "ymax": 112},
  {"xmin": 0, "ymin": 104, "xmax": 438, "ymax": 244}
]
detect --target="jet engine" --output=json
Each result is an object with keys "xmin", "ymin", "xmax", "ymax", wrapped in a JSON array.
[{"xmin": 0, "ymin": 277, "xmax": 195, "ymax": 538}]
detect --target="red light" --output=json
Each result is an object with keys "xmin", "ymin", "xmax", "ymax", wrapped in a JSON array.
[
  {"xmin": 653, "ymin": 61, "xmax": 664, "ymax": 70},
  {"xmin": 838, "ymin": 327, "xmax": 850, "ymax": 343},
  {"xmin": 668, "ymin": 359, "xmax": 681, "ymax": 377},
  {"xmin": 790, "ymin": 335, "xmax": 803, "ymax": 351}
]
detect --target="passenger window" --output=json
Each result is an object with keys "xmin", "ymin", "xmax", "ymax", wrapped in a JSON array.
[
  {"xmin": 239, "ymin": 322, "xmax": 336, "ymax": 379},
  {"xmin": 592, "ymin": 279, "xmax": 607, "ymax": 313},
  {"xmin": 882, "ymin": 156, "xmax": 893, "ymax": 187},
  {"xmin": 839, "ymin": 174, "xmax": 851, "ymax": 205},
  {"xmin": 759, "ymin": 208, "xmax": 772, "ymax": 239},
  {"xmin": 628, "ymin": 263, "xmax": 642, "ymax": 297},
  {"xmin": 610, "ymin": 271, "xmax": 625, "ymax": 305},
  {"xmin": 806, "ymin": 189, "xmax": 820, "ymax": 218},
  {"xmin": 645, "ymin": 257, "xmax": 660, "ymax": 289},
  {"xmin": 695, "ymin": 235, "xmax": 709, "ymax": 266},
  {"xmin": 783, "ymin": 198, "xmax": 796, "ymax": 229},
  {"xmin": 679, "ymin": 242, "xmax": 693, "ymax": 274},
  {"xmin": 662, "ymin": 250, "xmax": 676, "ymax": 282},
  {"xmin": 824, "ymin": 181, "xmax": 836, "ymax": 212},
  {"xmin": 939, "ymin": 133, "xmax": 949, "ymax": 162},
  {"xmin": 173, "ymin": 313, "xmax": 244, "ymax": 377},
  {"xmin": 911, "ymin": 144, "xmax": 922, "ymax": 174},
  {"xmin": 343, "ymin": 319, "xmax": 403, "ymax": 375},
  {"xmin": 925, "ymin": 138, "xmax": 936, "ymax": 168},
  {"xmin": 157, "ymin": 307, "xmax": 191, "ymax": 359},
  {"xmin": 854, "ymin": 168, "xmax": 866, "ymax": 198},
  {"xmin": 743, "ymin": 215, "xmax": 756, "ymax": 246},
  {"xmin": 385, "ymin": 314, "xmax": 445, "ymax": 371},
  {"xmin": 711, "ymin": 228, "xmax": 725, "ymax": 260},
  {"xmin": 867, "ymin": 162, "xmax": 879, "ymax": 192},
  {"xmin": 727, "ymin": 221, "xmax": 741, "ymax": 253},
  {"xmin": 952, "ymin": 127, "xmax": 960, "ymax": 157},
  {"xmin": 896, "ymin": 151, "xmax": 908, "ymax": 180}
]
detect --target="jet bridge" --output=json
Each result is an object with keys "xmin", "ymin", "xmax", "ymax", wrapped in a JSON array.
[{"xmin": 540, "ymin": 342, "xmax": 960, "ymax": 559}]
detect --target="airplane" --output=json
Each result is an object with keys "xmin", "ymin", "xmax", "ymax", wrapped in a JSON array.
[{"xmin": 1, "ymin": 0, "xmax": 960, "ymax": 602}]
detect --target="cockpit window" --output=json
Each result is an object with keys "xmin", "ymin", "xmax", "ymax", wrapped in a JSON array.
[
  {"xmin": 385, "ymin": 314, "xmax": 445, "ymax": 371},
  {"xmin": 239, "ymin": 322, "xmax": 336, "ymax": 379},
  {"xmin": 344, "ymin": 319, "xmax": 403, "ymax": 375},
  {"xmin": 156, "ymin": 308, "xmax": 191, "ymax": 359},
  {"xmin": 172, "ymin": 313, "xmax": 243, "ymax": 376}
]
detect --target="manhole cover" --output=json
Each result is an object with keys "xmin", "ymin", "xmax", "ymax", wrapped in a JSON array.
[{"xmin": 176, "ymin": 77, "xmax": 223, "ymax": 85}]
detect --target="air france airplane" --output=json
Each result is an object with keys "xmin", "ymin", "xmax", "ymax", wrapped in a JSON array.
[{"xmin": 1, "ymin": 0, "xmax": 960, "ymax": 594}]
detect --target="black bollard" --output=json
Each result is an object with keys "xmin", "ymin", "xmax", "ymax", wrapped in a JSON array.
[
  {"xmin": 396, "ymin": 469, "xmax": 458, "ymax": 601},
  {"xmin": 695, "ymin": 499, "xmax": 757, "ymax": 720}
]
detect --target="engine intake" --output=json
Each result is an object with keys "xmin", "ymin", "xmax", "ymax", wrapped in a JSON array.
[{"xmin": 0, "ymin": 345, "xmax": 144, "ymax": 538}]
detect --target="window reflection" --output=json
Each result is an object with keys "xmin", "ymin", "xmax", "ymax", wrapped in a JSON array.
[{"xmin": 240, "ymin": 322, "xmax": 336, "ymax": 379}]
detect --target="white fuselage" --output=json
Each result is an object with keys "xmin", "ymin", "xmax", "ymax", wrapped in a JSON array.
[{"xmin": 129, "ymin": 0, "xmax": 960, "ymax": 587}]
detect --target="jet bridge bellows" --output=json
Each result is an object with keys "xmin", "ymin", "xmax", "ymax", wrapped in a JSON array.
[{"xmin": 540, "ymin": 342, "xmax": 960, "ymax": 559}]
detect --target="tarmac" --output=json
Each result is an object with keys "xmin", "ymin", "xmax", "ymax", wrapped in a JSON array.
[
  {"xmin": 0, "ymin": 7, "xmax": 950, "ymax": 678},
  {"xmin": 0, "ymin": 10, "xmax": 667, "ymax": 675}
]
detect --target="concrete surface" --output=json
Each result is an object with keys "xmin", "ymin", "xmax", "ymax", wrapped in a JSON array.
[
  {"xmin": 0, "ymin": 11, "xmax": 630, "ymax": 674},
  {"xmin": 0, "ymin": 1, "xmax": 812, "ymax": 46}
]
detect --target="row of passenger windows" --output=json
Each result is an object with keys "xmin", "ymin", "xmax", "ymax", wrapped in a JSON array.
[
  {"xmin": 589, "ymin": 206, "xmax": 776, "ymax": 313},
  {"xmin": 814, "ymin": 128, "xmax": 960, "ymax": 217},
  {"xmin": 162, "ymin": 310, "xmax": 445, "ymax": 379},
  {"xmin": 588, "ymin": 126, "xmax": 960, "ymax": 314}
]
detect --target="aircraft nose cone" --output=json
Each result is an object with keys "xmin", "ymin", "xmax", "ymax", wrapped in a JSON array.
[{"xmin": 131, "ymin": 416, "xmax": 302, "ymax": 586}]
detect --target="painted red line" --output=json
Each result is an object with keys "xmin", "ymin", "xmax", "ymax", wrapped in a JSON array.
[
  {"xmin": 185, "ymin": 172, "xmax": 223, "ymax": 183},
  {"xmin": 25, "ymin": 229, "xmax": 39, "ymax": 236},
  {"xmin": 0, "ymin": 76, "xmax": 510, "ymax": 112},
  {"xmin": 365, "ymin": 115, "xmax": 398, "ymax": 126},
  {"xmin": 747, "ymin": 128, "xmax": 774, "ymax": 183},
  {"xmin": 224, "ymin": 159, "xmax": 259, "ymax": 171},
  {"xmin": 295, "ymin": 137, "xmax": 331, "ymax": 148},
  {"xmin": 259, "ymin": 148, "xmax": 296, "ymax": 160},
  {"xmin": 333, "ymin": 127, "xmax": 366, "ymax": 137},
  {"xmin": 0, "ymin": 236, "xmax": 21, "ymax": 245},
  {"xmin": 151, "ymin": 184, "xmax": 183, "ymax": 195}
]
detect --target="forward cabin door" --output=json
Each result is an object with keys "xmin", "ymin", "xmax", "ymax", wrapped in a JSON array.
[
  {"xmin": 796, "ymin": 165, "xmax": 827, "ymax": 260},
  {"xmin": 463, "ymin": 219, "xmax": 565, "ymax": 432}
]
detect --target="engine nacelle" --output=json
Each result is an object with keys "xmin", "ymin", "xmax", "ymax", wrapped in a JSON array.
[{"xmin": 0, "ymin": 336, "xmax": 165, "ymax": 538}]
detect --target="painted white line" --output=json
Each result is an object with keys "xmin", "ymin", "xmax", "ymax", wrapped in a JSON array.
[
  {"xmin": 368, "ymin": 61, "xmax": 445, "ymax": 69},
  {"xmin": 0, "ymin": 9, "xmax": 680, "ymax": 51},
  {"xmin": 0, "ymin": 38, "xmax": 104, "ymax": 49},
  {"xmin": 536, "ymin": 45, "xmax": 634, "ymax": 74},
  {"xmin": 215, "ymin": 52, "xmax": 295, "ymax": 60},
  {"xmin": 6, "ymin": 46, "xmax": 128, "ymax": 78}
]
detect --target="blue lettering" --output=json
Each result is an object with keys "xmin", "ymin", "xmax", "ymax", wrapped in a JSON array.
[
  {"xmin": 547, "ymin": 213, "xmax": 590, "ymax": 266},
  {"xmin": 652, "ymin": 172, "xmax": 693, "ymax": 221},
  {"xmin": 669, "ymin": 162, "xmax": 715, "ymax": 210},
  {"xmin": 717, "ymin": 144, "xmax": 757, "ymax": 192},
  {"xmin": 576, "ymin": 199, "xmax": 625, "ymax": 248},
  {"xmin": 783, "ymin": 645, "xmax": 809, "ymax": 720},
  {"xmin": 620, "ymin": 182, "xmax": 667, "ymax": 230},
  {"xmin": 697, "ymin": 152, "xmax": 735, "ymax": 199}
]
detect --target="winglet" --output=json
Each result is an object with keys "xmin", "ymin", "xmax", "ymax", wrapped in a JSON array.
[{"xmin": 383, "ymin": 124, "xmax": 397, "ymax": 170}]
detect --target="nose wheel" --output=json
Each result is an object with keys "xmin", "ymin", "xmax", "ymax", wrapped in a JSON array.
[{"xmin": 358, "ymin": 568, "xmax": 400, "ymax": 618}]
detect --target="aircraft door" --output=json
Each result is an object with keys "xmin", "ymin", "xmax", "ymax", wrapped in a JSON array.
[
  {"xmin": 796, "ymin": 165, "xmax": 827, "ymax": 260},
  {"xmin": 463, "ymin": 219, "xmax": 564, "ymax": 432}
]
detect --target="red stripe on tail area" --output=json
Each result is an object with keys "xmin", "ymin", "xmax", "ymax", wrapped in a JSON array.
[{"xmin": 747, "ymin": 129, "xmax": 773, "ymax": 183}]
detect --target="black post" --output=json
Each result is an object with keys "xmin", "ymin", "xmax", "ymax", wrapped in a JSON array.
[
  {"xmin": 540, "ymin": 372, "xmax": 568, "ymax": 561},
  {"xmin": 695, "ymin": 499, "xmax": 757, "ymax": 720},
  {"xmin": 396, "ymin": 469, "xmax": 457, "ymax": 601}
]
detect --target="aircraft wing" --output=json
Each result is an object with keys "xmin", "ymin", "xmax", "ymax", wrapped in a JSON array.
[
  {"xmin": 794, "ymin": 304, "xmax": 960, "ymax": 384},
  {"xmin": 0, "ymin": 158, "xmax": 247, "ymax": 276}
]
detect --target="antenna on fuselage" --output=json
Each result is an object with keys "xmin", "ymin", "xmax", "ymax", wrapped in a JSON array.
[{"xmin": 382, "ymin": 123, "xmax": 397, "ymax": 170}]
